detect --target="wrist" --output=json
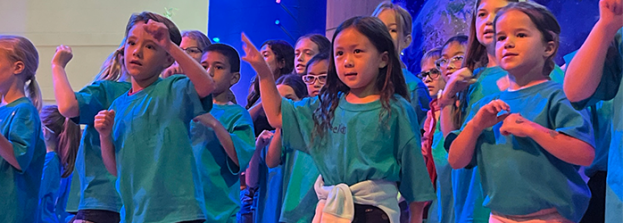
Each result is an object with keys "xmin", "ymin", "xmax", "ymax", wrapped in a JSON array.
[
  {"xmin": 595, "ymin": 20, "xmax": 620, "ymax": 38},
  {"xmin": 51, "ymin": 64, "xmax": 66, "ymax": 70},
  {"xmin": 438, "ymin": 90, "xmax": 457, "ymax": 108},
  {"xmin": 465, "ymin": 120, "xmax": 484, "ymax": 133},
  {"xmin": 162, "ymin": 40, "xmax": 176, "ymax": 52}
]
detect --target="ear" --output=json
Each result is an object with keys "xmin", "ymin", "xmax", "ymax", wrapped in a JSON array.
[
  {"xmin": 163, "ymin": 54, "xmax": 175, "ymax": 69},
  {"xmin": 12, "ymin": 61, "xmax": 24, "ymax": 75},
  {"xmin": 543, "ymin": 41, "xmax": 556, "ymax": 58},
  {"xmin": 230, "ymin": 72, "xmax": 241, "ymax": 86},
  {"xmin": 278, "ymin": 58, "xmax": 286, "ymax": 70},
  {"xmin": 378, "ymin": 51, "xmax": 389, "ymax": 69},
  {"xmin": 402, "ymin": 34, "xmax": 412, "ymax": 50}
]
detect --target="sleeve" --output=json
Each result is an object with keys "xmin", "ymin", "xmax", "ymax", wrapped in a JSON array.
[
  {"xmin": 39, "ymin": 154, "xmax": 61, "ymax": 200},
  {"xmin": 549, "ymin": 65, "xmax": 565, "ymax": 84},
  {"xmin": 73, "ymin": 81, "xmax": 110, "ymax": 125},
  {"xmin": 411, "ymin": 80, "xmax": 432, "ymax": 129},
  {"xmin": 280, "ymin": 97, "xmax": 320, "ymax": 154},
  {"xmin": 170, "ymin": 75, "xmax": 213, "ymax": 117},
  {"xmin": 225, "ymin": 109, "xmax": 256, "ymax": 175},
  {"xmin": 550, "ymin": 94, "xmax": 596, "ymax": 148},
  {"xmin": 570, "ymin": 30, "xmax": 623, "ymax": 109},
  {"xmin": 397, "ymin": 103, "xmax": 437, "ymax": 202},
  {"xmin": 8, "ymin": 106, "xmax": 42, "ymax": 173}
]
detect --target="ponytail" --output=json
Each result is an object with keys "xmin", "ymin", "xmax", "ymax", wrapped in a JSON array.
[
  {"xmin": 25, "ymin": 76, "xmax": 42, "ymax": 112},
  {"xmin": 40, "ymin": 105, "xmax": 81, "ymax": 178}
]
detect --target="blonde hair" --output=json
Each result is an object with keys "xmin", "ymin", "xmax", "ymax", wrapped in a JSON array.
[
  {"xmin": 0, "ymin": 35, "xmax": 42, "ymax": 111},
  {"xmin": 94, "ymin": 37, "xmax": 127, "ymax": 82},
  {"xmin": 372, "ymin": 1, "xmax": 413, "ymax": 48}
]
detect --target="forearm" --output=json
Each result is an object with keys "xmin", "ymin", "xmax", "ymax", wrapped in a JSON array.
[
  {"xmin": 164, "ymin": 42, "xmax": 214, "ymax": 97},
  {"xmin": 245, "ymin": 147, "xmax": 263, "ymax": 188},
  {"xmin": 256, "ymin": 64, "xmax": 283, "ymax": 128},
  {"xmin": 564, "ymin": 21, "xmax": 619, "ymax": 102},
  {"xmin": 440, "ymin": 105, "xmax": 458, "ymax": 137},
  {"xmin": 408, "ymin": 201, "xmax": 427, "ymax": 223},
  {"xmin": 51, "ymin": 65, "xmax": 80, "ymax": 118},
  {"xmin": 448, "ymin": 121, "xmax": 482, "ymax": 169},
  {"xmin": 99, "ymin": 134, "xmax": 117, "ymax": 176},
  {"xmin": 265, "ymin": 129, "xmax": 282, "ymax": 168},
  {"xmin": 526, "ymin": 122, "xmax": 595, "ymax": 166},
  {"xmin": 0, "ymin": 135, "xmax": 21, "ymax": 171},
  {"xmin": 211, "ymin": 121, "xmax": 239, "ymax": 167}
]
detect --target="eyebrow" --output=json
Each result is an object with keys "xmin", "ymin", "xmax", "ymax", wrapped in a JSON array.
[{"xmin": 308, "ymin": 72, "xmax": 327, "ymax": 76}]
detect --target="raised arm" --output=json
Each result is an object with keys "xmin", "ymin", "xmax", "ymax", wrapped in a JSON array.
[{"xmin": 51, "ymin": 45, "xmax": 80, "ymax": 118}]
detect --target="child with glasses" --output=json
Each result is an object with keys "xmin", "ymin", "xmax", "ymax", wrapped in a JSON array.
[
  {"xmin": 301, "ymin": 53, "xmax": 329, "ymax": 97},
  {"xmin": 162, "ymin": 30, "xmax": 212, "ymax": 77}
]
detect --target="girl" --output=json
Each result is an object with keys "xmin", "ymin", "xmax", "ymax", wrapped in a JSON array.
[
  {"xmin": 373, "ymin": 1, "xmax": 431, "ymax": 126},
  {"xmin": 563, "ymin": 0, "xmax": 623, "ymax": 221},
  {"xmin": 0, "ymin": 35, "xmax": 46, "ymax": 223},
  {"xmin": 242, "ymin": 16, "xmax": 435, "ymax": 223},
  {"xmin": 38, "ymin": 105, "xmax": 81, "ymax": 223},
  {"xmin": 256, "ymin": 74, "xmax": 311, "ymax": 223},
  {"xmin": 52, "ymin": 39, "xmax": 130, "ymax": 222},
  {"xmin": 163, "ymin": 30, "xmax": 212, "ymax": 77},
  {"xmin": 447, "ymin": 2, "xmax": 595, "ymax": 222},
  {"xmin": 302, "ymin": 53, "xmax": 330, "ymax": 97},
  {"xmin": 294, "ymin": 34, "xmax": 331, "ymax": 75}
]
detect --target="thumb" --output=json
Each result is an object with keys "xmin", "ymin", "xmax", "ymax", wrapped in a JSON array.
[{"xmin": 108, "ymin": 110, "xmax": 116, "ymax": 118}]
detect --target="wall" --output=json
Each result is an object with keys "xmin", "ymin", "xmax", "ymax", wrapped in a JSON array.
[
  {"xmin": 325, "ymin": 0, "xmax": 386, "ymax": 38},
  {"xmin": 0, "ymin": 0, "xmax": 208, "ymax": 104}
]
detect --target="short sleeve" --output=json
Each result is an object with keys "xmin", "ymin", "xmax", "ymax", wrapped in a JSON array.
[
  {"xmin": 170, "ymin": 75, "xmax": 213, "ymax": 117},
  {"xmin": 444, "ymin": 97, "xmax": 492, "ymax": 169},
  {"xmin": 550, "ymin": 95, "xmax": 596, "ymax": 148},
  {"xmin": 225, "ymin": 110, "xmax": 256, "ymax": 175},
  {"xmin": 570, "ymin": 30, "xmax": 623, "ymax": 109},
  {"xmin": 8, "ymin": 106, "xmax": 41, "ymax": 173},
  {"xmin": 280, "ymin": 97, "xmax": 320, "ymax": 154},
  {"xmin": 74, "ymin": 81, "xmax": 131, "ymax": 125},
  {"xmin": 396, "ymin": 103, "xmax": 436, "ymax": 202}
]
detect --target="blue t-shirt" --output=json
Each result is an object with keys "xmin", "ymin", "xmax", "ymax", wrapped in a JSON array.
[
  {"xmin": 191, "ymin": 103, "xmax": 255, "ymax": 223},
  {"xmin": 403, "ymin": 67, "xmax": 431, "ymax": 127},
  {"xmin": 281, "ymin": 94, "xmax": 435, "ymax": 203},
  {"xmin": 256, "ymin": 139, "xmax": 284, "ymax": 223},
  {"xmin": 37, "ymin": 152, "xmax": 72, "ymax": 223},
  {"xmin": 449, "ymin": 81, "xmax": 594, "ymax": 222},
  {"xmin": 0, "ymin": 97, "xmax": 46, "ymax": 223},
  {"xmin": 109, "ymin": 76, "xmax": 212, "ymax": 223},
  {"xmin": 73, "ymin": 80, "xmax": 131, "ymax": 212}
]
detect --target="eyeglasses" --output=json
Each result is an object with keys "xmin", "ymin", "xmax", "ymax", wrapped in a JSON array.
[
  {"xmin": 302, "ymin": 74, "xmax": 327, "ymax": 84},
  {"xmin": 182, "ymin": 47, "xmax": 203, "ymax": 55},
  {"xmin": 417, "ymin": 69, "xmax": 441, "ymax": 80},
  {"xmin": 435, "ymin": 55, "xmax": 464, "ymax": 70}
]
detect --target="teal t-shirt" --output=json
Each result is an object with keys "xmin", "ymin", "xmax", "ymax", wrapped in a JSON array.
[
  {"xmin": 429, "ymin": 121, "xmax": 454, "ymax": 223},
  {"xmin": 569, "ymin": 28, "xmax": 623, "ymax": 206},
  {"xmin": 256, "ymin": 141, "xmax": 284, "ymax": 223},
  {"xmin": 0, "ymin": 97, "xmax": 46, "ymax": 223},
  {"xmin": 403, "ymin": 68, "xmax": 431, "ymax": 127},
  {"xmin": 109, "ymin": 75, "xmax": 212, "ymax": 223},
  {"xmin": 37, "ymin": 152, "xmax": 61, "ymax": 223},
  {"xmin": 74, "ymin": 80, "xmax": 131, "ymax": 212},
  {"xmin": 280, "ymin": 94, "xmax": 436, "ymax": 203},
  {"xmin": 191, "ymin": 103, "xmax": 255, "ymax": 223},
  {"xmin": 279, "ymin": 147, "xmax": 319, "ymax": 223},
  {"xmin": 65, "ymin": 170, "xmax": 80, "ymax": 213},
  {"xmin": 451, "ymin": 81, "xmax": 594, "ymax": 222}
]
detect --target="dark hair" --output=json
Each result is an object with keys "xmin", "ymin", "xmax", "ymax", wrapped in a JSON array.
[
  {"xmin": 304, "ymin": 52, "xmax": 330, "ymax": 75},
  {"xmin": 296, "ymin": 34, "xmax": 331, "ymax": 55},
  {"xmin": 276, "ymin": 74, "xmax": 308, "ymax": 99},
  {"xmin": 205, "ymin": 43, "xmax": 241, "ymax": 73},
  {"xmin": 495, "ymin": 1, "xmax": 560, "ymax": 76},
  {"xmin": 313, "ymin": 16, "xmax": 408, "ymax": 140},
  {"xmin": 464, "ymin": 0, "xmax": 519, "ymax": 72},
  {"xmin": 182, "ymin": 30, "xmax": 212, "ymax": 52},
  {"xmin": 246, "ymin": 40, "xmax": 295, "ymax": 109},
  {"xmin": 421, "ymin": 47, "xmax": 442, "ymax": 67},
  {"xmin": 125, "ymin": 11, "xmax": 182, "ymax": 46},
  {"xmin": 40, "ymin": 105, "xmax": 81, "ymax": 178}
]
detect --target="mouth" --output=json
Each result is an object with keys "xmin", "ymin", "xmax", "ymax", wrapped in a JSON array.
[
  {"xmin": 483, "ymin": 29, "xmax": 495, "ymax": 37},
  {"xmin": 344, "ymin": 72, "xmax": 358, "ymax": 77},
  {"xmin": 502, "ymin": 52, "xmax": 519, "ymax": 59},
  {"xmin": 311, "ymin": 90, "xmax": 320, "ymax": 95},
  {"xmin": 129, "ymin": 60, "xmax": 143, "ymax": 66},
  {"xmin": 296, "ymin": 64, "xmax": 305, "ymax": 69}
]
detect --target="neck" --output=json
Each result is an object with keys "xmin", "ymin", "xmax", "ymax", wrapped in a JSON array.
[
  {"xmin": 507, "ymin": 66, "xmax": 548, "ymax": 90},
  {"xmin": 345, "ymin": 84, "xmax": 380, "ymax": 104},
  {"xmin": 46, "ymin": 144, "xmax": 57, "ymax": 153},
  {"xmin": 1, "ymin": 80, "xmax": 26, "ymax": 105},
  {"xmin": 213, "ymin": 90, "xmax": 232, "ymax": 105},
  {"xmin": 486, "ymin": 47, "xmax": 498, "ymax": 67},
  {"xmin": 130, "ymin": 75, "xmax": 159, "ymax": 93}
]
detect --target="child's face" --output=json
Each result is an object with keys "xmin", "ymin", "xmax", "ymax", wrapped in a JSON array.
[
  {"xmin": 201, "ymin": 51, "xmax": 237, "ymax": 95},
  {"xmin": 277, "ymin": 84, "xmax": 301, "ymax": 101},
  {"xmin": 124, "ymin": 22, "xmax": 173, "ymax": 81},
  {"xmin": 420, "ymin": 57, "xmax": 445, "ymax": 97},
  {"xmin": 261, "ymin": 45, "xmax": 280, "ymax": 75},
  {"xmin": 295, "ymin": 38, "xmax": 319, "ymax": 75},
  {"xmin": 180, "ymin": 37, "xmax": 203, "ymax": 62},
  {"xmin": 303, "ymin": 60, "xmax": 329, "ymax": 97},
  {"xmin": 0, "ymin": 51, "xmax": 20, "ymax": 89},
  {"xmin": 333, "ymin": 27, "xmax": 388, "ymax": 93},
  {"xmin": 476, "ymin": 0, "xmax": 510, "ymax": 48},
  {"xmin": 495, "ymin": 10, "xmax": 550, "ymax": 74},
  {"xmin": 439, "ymin": 42, "xmax": 466, "ymax": 79},
  {"xmin": 377, "ymin": 9, "xmax": 407, "ymax": 51}
]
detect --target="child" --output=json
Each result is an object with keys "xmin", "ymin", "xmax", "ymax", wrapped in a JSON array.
[
  {"xmin": 0, "ymin": 35, "xmax": 46, "ymax": 223},
  {"xmin": 294, "ymin": 34, "xmax": 331, "ymax": 75},
  {"xmin": 163, "ymin": 30, "xmax": 212, "ymax": 77},
  {"xmin": 447, "ymin": 2, "xmax": 595, "ymax": 222},
  {"xmin": 256, "ymin": 74, "xmax": 310, "ymax": 223},
  {"xmin": 563, "ymin": 0, "xmax": 623, "ymax": 222},
  {"xmin": 373, "ymin": 1, "xmax": 431, "ymax": 126},
  {"xmin": 94, "ymin": 12, "xmax": 214, "ymax": 223},
  {"xmin": 191, "ymin": 43, "xmax": 255, "ymax": 223},
  {"xmin": 242, "ymin": 16, "xmax": 435, "ymax": 222},
  {"xmin": 302, "ymin": 53, "xmax": 330, "ymax": 97},
  {"xmin": 51, "ymin": 40, "xmax": 130, "ymax": 222},
  {"xmin": 38, "ymin": 105, "xmax": 81, "ymax": 223}
]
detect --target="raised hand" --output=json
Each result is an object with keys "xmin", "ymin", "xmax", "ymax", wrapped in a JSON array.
[
  {"xmin": 143, "ymin": 20, "xmax": 171, "ymax": 49},
  {"xmin": 52, "ymin": 45, "xmax": 73, "ymax": 68},
  {"xmin": 94, "ymin": 110, "xmax": 116, "ymax": 136},
  {"xmin": 256, "ymin": 130, "xmax": 274, "ymax": 149},
  {"xmin": 470, "ymin": 99, "xmax": 510, "ymax": 131},
  {"xmin": 500, "ymin": 113, "xmax": 532, "ymax": 137},
  {"xmin": 162, "ymin": 63, "xmax": 184, "ymax": 78},
  {"xmin": 445, "ymin": 68, "xmax": 477, "ymax": 96},
  {"xmin": 193, "ymin": 113, "xmax": 219, "ymax": 128},
  {"xmin": 599, "ymin": 0, "xmax": 623, "ymax": 32}
]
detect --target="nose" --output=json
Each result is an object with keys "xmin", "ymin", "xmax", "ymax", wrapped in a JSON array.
[
  {"xmin": 132, "ymin": 45, "xmax": 143, "ymax": 59},
  {"xmin": 504, "ymin": 37, "xmax": 515, "ymax": 49},
  {"xmin": 343, "ymin": 54, "xmax": 354, "ymax": 68}
]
